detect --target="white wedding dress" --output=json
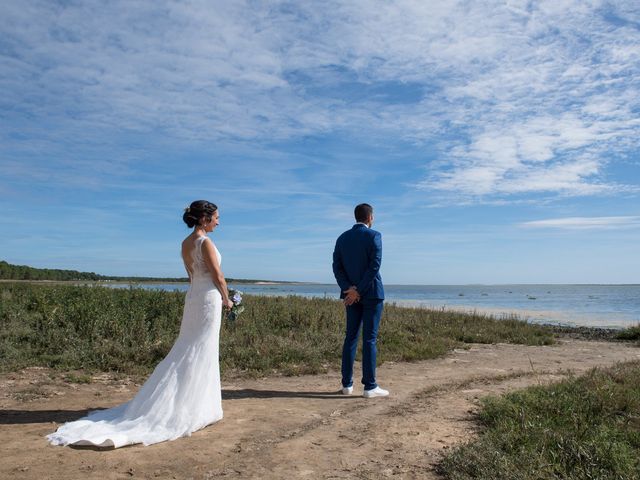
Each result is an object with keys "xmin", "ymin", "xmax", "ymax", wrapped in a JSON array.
[{"xmin": 47, "ymin": 236, "xmax": 223, "ymax": 448}]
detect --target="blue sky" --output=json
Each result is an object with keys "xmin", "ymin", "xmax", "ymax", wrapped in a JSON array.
[{"xmin": 1, "ymin": 0, "xmax": 639, "ymax": 284}]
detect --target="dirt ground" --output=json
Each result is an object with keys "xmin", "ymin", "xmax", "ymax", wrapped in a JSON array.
[{"xmin": 2, "ymin": 339, "xmax": 639, "ymax": 480}]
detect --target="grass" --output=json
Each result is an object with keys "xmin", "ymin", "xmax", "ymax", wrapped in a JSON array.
[
  {"xmin": 439, "ymin": 361, "xmax": 640, "ymax": 479},
  {"xmin": 616, "ymin": 325, "xmax": 640, "ymax": 341},
  {"xmin": 0, "ymin": 282, "xmax": 554, "ymax": 377},
  {"xmin": 63, "ymin": 372, "xmax": 93, "ymax": 384}
]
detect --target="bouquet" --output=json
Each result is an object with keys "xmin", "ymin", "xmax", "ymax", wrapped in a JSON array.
[{"xmin": 226, "ymin": 289, "xmax": 244, "ymax": 323}]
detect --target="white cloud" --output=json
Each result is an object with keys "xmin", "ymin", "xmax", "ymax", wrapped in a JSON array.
[
  {"xmin": 1, "ymin": 0, "xmax": 639, "ymax": 201},
  {"xmin": 519, "ymin": 216, "xmax": 640, "ymax": 230},
  {"xmin": 409, "ymin": 1, "xmax": 640, "ymax": 200}
]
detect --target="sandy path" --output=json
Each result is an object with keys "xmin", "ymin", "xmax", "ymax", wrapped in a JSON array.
[{"xmin": 2, "ymin": 339, "xmax": 639, "ymax": 480}]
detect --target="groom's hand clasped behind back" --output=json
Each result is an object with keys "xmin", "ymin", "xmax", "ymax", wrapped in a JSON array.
[{"xmin": 343, "ymin": 286, "xmax": 360, "ymax": 306}]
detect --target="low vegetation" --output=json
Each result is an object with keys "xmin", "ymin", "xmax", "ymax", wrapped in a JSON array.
[
  {"xmin": 0, "ymin": 282, "xmax": 553, "ymax": 377},
  {"xmin": 0, "ymin": 259, "xmax": 267, "ymax": 283},
  {"xmin": 616, "ymin": 325, "xmax": 640, "ymax": 341},
  {"xmin": 440, "ymin": 361, "xmax": 640, "ymax": 479}
]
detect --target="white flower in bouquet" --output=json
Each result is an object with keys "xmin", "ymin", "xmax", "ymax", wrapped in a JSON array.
[{"xmin": 226, "ymin": 289, "xmax": 244, "ymax": 322}]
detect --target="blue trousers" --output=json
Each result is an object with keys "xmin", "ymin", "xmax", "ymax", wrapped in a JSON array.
[{"xmin": 341, "ymin": 299, "xmax": 384, "ymax": 391}]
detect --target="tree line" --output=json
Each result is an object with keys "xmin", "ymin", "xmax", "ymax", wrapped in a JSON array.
[
  {"xmin": 0, "ymin": 260, "xmax": 188, "ymax": 282},
  {"xmin": 0, "ymin": 260, "xmax": 277, "ymax": 284}
]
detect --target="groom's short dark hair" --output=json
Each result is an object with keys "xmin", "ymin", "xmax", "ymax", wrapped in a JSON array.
[{"xmin": 354, "ymin": 203, "xmax": 373, "ymax": 223}]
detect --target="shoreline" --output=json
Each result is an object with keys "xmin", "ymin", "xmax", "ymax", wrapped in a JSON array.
[{"xmin": 388, "ymin": 300, "xmax": 636, "ymax": 330}]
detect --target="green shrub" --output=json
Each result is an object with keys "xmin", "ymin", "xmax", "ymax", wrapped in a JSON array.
[{"xmin": 440, "ymin": 361, "xmax": 640, "ymax": 479}]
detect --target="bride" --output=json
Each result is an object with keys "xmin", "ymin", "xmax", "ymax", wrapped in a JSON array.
[{"xmin": 47, "ymin": 200, "xmax": 233, "ymax": 448}]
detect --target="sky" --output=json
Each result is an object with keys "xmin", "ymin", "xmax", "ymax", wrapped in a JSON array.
[{"xmin": 1, "ymin": 0, "xmax": 639, "ymax": 284}]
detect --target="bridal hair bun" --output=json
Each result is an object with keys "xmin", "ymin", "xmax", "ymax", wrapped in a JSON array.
[{"xmin": 183, "ymin": 200, "xmax": 218, "ymax": 228}]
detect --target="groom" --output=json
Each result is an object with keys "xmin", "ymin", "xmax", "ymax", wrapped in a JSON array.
[{"xmin": 332, "ymin": 203, "xmax": 389, "ymax": 398}]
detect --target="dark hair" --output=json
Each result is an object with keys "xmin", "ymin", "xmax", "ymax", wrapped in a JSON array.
[
  {"xmin": 183, "ymin": 200, "xmax": 218, "ymax": 228},
  {"xmin": 354, "ymin": 203, "xmax": 373, "ymax": 223}
]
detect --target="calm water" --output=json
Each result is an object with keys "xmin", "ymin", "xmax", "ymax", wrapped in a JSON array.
[{"xmin": 108, "ymin": 282, "xmax": 640, "ymax": 329}]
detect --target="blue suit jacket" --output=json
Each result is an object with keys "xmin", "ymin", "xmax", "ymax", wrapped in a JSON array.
[{"xmin": 332, "ymin": 224, "xmax": 385, "ymax": 300}]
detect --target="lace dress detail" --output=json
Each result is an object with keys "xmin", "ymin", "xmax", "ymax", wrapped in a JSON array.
[
  {"xmin": 47, "ymin": 236, "xmax": 223, "ymax": 448},
  {"xmin": 189, "ymin": 235, "xmax": 220, "ymax": 280}
]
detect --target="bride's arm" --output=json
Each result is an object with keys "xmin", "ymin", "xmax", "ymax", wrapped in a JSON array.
[{"xmin": 202, "ymin": 238, "xmax": 232, "ymax": 307}]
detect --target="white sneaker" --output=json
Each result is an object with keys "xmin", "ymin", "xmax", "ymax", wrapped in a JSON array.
[
  {"xmin": 341, "ymin": 386, "xmax": 353, "ymax": 395},
  {"xmin": 363, "ymin": 386, "xmax": 389, "ymax": 398}
]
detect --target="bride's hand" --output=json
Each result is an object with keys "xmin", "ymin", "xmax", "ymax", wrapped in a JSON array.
[{"xmin": 223, "ymin": 298, "xmax": 234, "ymax": 310}]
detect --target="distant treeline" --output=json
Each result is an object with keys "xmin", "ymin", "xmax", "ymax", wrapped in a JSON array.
[
  {"xmin": 0, "ymin": 260, "xmax": 280, "ymax": 284},
  {"xmin": 0, "ymin": 260, "xmax": 188, "ymax": 282}
]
